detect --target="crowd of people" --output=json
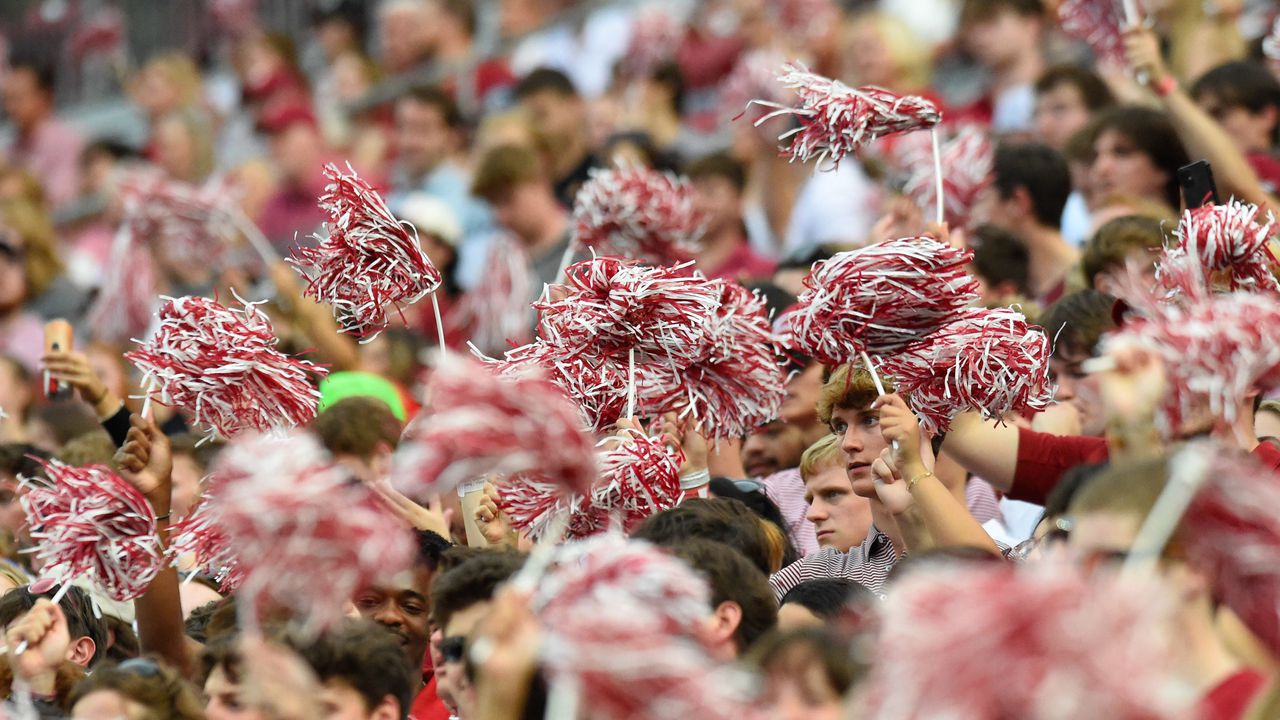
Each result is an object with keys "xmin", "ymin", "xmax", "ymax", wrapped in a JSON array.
[{"xmin": 0, "ymin": 0, "xmax": 1279, "ymax": 718}]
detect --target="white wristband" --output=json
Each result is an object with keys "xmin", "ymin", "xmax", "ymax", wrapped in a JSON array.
[{"xmin": 679, "ymin": 469, "xmax": 711, "ymax": 491}]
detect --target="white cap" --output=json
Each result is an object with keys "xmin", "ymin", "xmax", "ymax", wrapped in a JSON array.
[{"xmin": 397, "ymin": 193, "xmax": 463, "ymax": 248}]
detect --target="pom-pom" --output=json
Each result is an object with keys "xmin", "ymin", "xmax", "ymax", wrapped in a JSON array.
[
  {"xmin": 499, "ymin": 431, "xmax": 683, "ymax": 542},
  {"xmin": 21, "ymin": 460, "xmax": 163, "ymax": 601},
  {"xmin": 87, "ymin": 229, "xmax": 159, "ymax": 345},
  {"xmin": 450, "ymin": 234, "xmax": 533, "ymax": 356},
  {"xmin": 1058, "ymin": 0, "xmax": 1129, "ymax": 66},
  {"xmin": 571, "ymin": 166, "xmax": 705, "ymax": 266},
  {"xmin": 1100, "ymin": 291, "xmax": 1280, "ymax": 434},
  {"xmin": 638, "ymin": 280, "xmax": 787, "ymax": 437},
  {"xmin": 749, "ymin": 63, "xmax": 941, "ymax": 166},
  {"xmin": 118, "ymin": 171, "xmax": 237, "ymax": 271},
  {"xmin": 167, "ymin": 497, "xmax": 243, "ymax": 592},
  {"xmin": 536, "ymin": 256, "xmax": 721, "ymax": 368},
  {"xmin": 1170, "ymin": 199, "xmax": 1279, "ymax": 293},
  {"xmin": 900, "ymin": 125, "xmax": 993, "ymax": 229},
  {"xmin": 884, "ymin": 307, "xmax": 1055, "ymax": 434},
  {"xmin": 720, "ymin": 49, "xmax": 789, "ymax": 125},
  {"xmin": 619, "ymin": 9, "xmax": 682, "ymax": 80},
  {"xmin": 126, "ymin": 294, "xmax": 327, "ymax": 440},
  {"xmin": 289, "ymin": 162, "xmax": 442, "ymax": 340},
  {"xmin": 532, "ymin": 535, "xmax": 758, "ymax": 720},
  {"xmin": 392, "ymin": 355, "xmax": 598, "ymax": 499},
  {"xmin": 788, "ymin": 236, "xmax": 979, "ymax": 363},
  {"xmin": 1185, "ymin": 444, "xmax": 1280, "ymax": 657},
  {"xmin": 206, "ymin": 434, "xmax": 414, "ymax": 633}
]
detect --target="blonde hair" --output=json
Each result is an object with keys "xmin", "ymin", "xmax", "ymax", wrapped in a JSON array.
[
  {"xmin": 844, "ymin": 11, "xmax": 933, "ymax": 92},
  {"xmin": 0, "ymin": 198, "xmax": 62, "ymax": 298},
  {"xmin": 139, "ymin": 54, "xmax": 202, "ymax": 111},
  {"xmin": 799, "ymin": 434, "xmax": 843, "ymax": 481}
]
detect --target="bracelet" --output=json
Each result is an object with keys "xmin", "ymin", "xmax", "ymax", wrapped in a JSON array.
[
  {"xmin": 679, "ymin": 469, "xmax": 711, "ymax": 491},
  {"xmin": 1153, "ymin": 75, "xmax": 1178, "ymax": 98},
  {"xmin": 907, "ymin": 471, "xmax": 934, "ymax": 491},
  {"xmin": 155, "ymin": 513, "xmax": 171, "ymax": 522}
]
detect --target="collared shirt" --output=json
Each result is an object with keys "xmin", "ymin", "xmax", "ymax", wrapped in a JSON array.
[
  {"xmin": 769, "ymin": 525, "xmax": 898, "ymax": 600},
  {"xmin": 761, "ymin": 468, "xmax": 818, "ymax": 556},
  {"xmin": 9, "ymin": 118, "xmax": 84, "ymax": 208}
]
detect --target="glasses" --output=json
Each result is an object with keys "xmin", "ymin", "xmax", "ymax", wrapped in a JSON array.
[
  {"xmin": 730, "ymin": 479, "xmax": 765, "ymax": 495},
  {"xmin": 439, "ymin": 635, "xmax": 466, "ymax": 664},
  {"xmin": 1011, "ymin": 517, "xmax": 1072, "ymax": 560}
]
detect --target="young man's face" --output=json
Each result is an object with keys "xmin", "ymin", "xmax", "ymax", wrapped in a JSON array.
[
  {"xmin": 1035, "ymin": 84, "xmax": 1092, "ymax": 152},
  {"xmin": 743, "ymin": 420, "xmax": 808, "ymax": 479},
  {"xmin": 1195, "ymin": 93, "xmax": 1277, "ymax": 155},
  {"xmin": 828, "ymin": 405, "xmax": 888, "ymax": 498},
  {"xmin": 317, "ymin": 679, "xmax": 397, "ymax": 720},
  {"xmin": 438, "ymin": 601, "xmax": 493, "ymax": 717},
  {"xmin": 1049, "ymin": 349, "xmax": 1105, "ymax": 437},
  {"xmin": 804, "ymin": 465, "xmax": 873, "ymax": 551},
  {"xmin": 690, "ymin": 175, "xmax": 742, "ymax": 237},
  {"xmin": 519, "ymin": 89, "xmax": 582, "ymax": 148},
  {"xmin": 395, "ymin": 98, "xmax": 456, "ymax": 178},
  {"xmin": 1089, "ymin": 129, "xmax": 1169, "ymax": 208},
  {"xmin": 491, "ymin": 183, "xmax": 547, "ymax": 246},
  {"xmin": 1067, "ymin": 510, "xmax": 1141, "ymax": 574},
  {"xmin": 353, "ymin": 566, "xmax": 433, "ymax": 670}
]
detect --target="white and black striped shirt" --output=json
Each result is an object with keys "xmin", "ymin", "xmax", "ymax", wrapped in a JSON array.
[{"xmin": 769, "ymin": 526, "xmax": 899, "ymax": 600}]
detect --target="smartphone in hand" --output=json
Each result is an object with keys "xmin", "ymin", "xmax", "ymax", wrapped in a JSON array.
[
  {"xmin": 43, "ymin": 319, "xmax": 73, "ymax": 400},
  {"xmin": 1177, "ymin": 160, "xmax": 1219, "ymax": 210}
]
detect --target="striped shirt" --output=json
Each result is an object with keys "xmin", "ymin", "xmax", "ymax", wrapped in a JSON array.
[
  {"xmin": 966, "ymin": 477, "xmax": 1003, "ymax": 525},
  {"xmin": 769, "ymin": 526, "xmax": 898, "ymax": 599},
  {"xmin": 762, "ymin": 468, "xmax": 819, "ymax": 556}
]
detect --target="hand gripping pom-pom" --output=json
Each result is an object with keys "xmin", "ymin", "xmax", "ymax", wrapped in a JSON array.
[
  {"xmin": 206, "ymin": 434, "xmax": 415, "ymax": 634},
  {"xmin": 1171, "ymin": 200, "xmax": 1279, "ymax": 293},
  {"xmin": 901, "ymin": 125, "xmax": 993, "ymax": 230},
  {"xmin": 127, "ymin": 294, "xmax": 327, "ymax": 440},
  {"xmin": 168, "ymin": 497, "xmax": 244, "ymax": 592},
  {"xmin": 531, "ymin": 535, "xmax": 760, "ymax": 720},
  {"xmin": 860, "ymin": 562, "xmax": 1187, "ymax": 720},
  {"xmin": 884, "ymin": 307, "xmax": 1055, "ymax": 434},
  {"xmin": 499, "ymin": 432, "xmax": 683, "ymax": 542},
  {"xmin": 571, "ymin": 166, "xmax": 705, "ymax": 266},
  {"xmin": 392, "ymin": 355, "xmax": 598, "ymax": 500},
  {"xmin": 1185, "ymin": 446, "xmax": 1280, "ymax": 658},
  {"xmin": 289, "ymin": 162, "xmax": 442, "ymax": 340},
  {"xmin": 1100, "ymin": 291, "xmax": 1280, "ymax": 434},
  {"xmin": 1058, "ymin": 0, "xmax": 1130, "ymax": 66},
  {"xmin": 788, "ymin": 236, "xmax": 979, "ymax": 363},
  {"xmin": 21, "ymin": 460, "xmax": 163, "ymax": 602},
  {"xmin": 748, "ymin": 63, "xmax": 941, "ymax": 166}
]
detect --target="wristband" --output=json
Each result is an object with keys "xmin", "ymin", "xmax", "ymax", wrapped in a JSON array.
[
  {"xmin": 679, "ymin": 469, "xmax": 711, "ymax": 491},
  {"xmin": 1153, "ymin": 75, "xmax": 1178, "ymax": 98},
  {"xmin": 907, "ymin": 471, "xmax": 934, "ymax": 492}
]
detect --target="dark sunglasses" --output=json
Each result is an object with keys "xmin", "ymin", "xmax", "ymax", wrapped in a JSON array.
[
  {"xmin": 440, "ymin": 635, "xmax": 466, "ymax": 664},
  {"xmin": 730, "ymin": 478, "xmax": 766, "ymax": 495},
  {"xmin": 118, "ymin": 657, "xmax": 163, "ymax": 678}
]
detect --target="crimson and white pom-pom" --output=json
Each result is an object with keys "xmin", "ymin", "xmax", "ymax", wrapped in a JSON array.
[
  {"xmin": 21, "ymin": 459, "xmax": 163, "ymax": 602},
  {"xmin": 572, "ymin": 167, "xmax": 705, "ymax": 266},
  {"xmin": 1058, "ymin": 0, "xmax": 1130, "ymax": 66},
  {"xmin": 640, "ymin": 280, "xmax": 786, "ymax": 438},
  {"xmin": 1266, "ymin": 17, "xmax": 1280, "ymax": 68},
  {"xmin": 392, "ymin": 355, "xmax": 597, "ymax": 499},
  {"xmin": 480, "ymin": 341, "xmax": 643, "ymax": 432},
  {"xmin": 537, "ymin": 256, "xmax": 720, "ymax": 367},
  {"xmin": 749, "ymin": 63, "xmax": 941, "ymax": 166},
  {"xmin": 619, "ymin": 9, "xmax": 682, "ymax": 80},
  {"xmin": 721, "ymin": 49, "xmax": 789, "ymax": 124},
  {"xmin": 1184, "ymin": 444, "xmax": 1280, "ymax": 657},
  {"xmin": 859, "ymin": 562, "xmax": 1185, "ymax": 720},
  {"xmin": 451, "ymin": 234, "xmax": 532, "ymax": 356},
  {"xmin": 885, "ymin": 307, "xmax": 1054, "ymax": 434},
  {"xmin": 119, "ymin": 171, "xmax": 236, "ymax": 270},
  {"xmin": 126, "ymin": 294, "xmax": 326, "ymax": 440},
  {"xmin": 500, "ymin": 431, "xmax": 683, "ymax": 542},
  {"xmin": 532, "ymin": 535, "xmax": 759, "ymax": 720},
  {"xmin": 1172, "ymin": 199, "xmax": 1279, "ymax": 293},
  {"xmin": 167, "ymin": 497, "xmax": 243, "ymax": 592},
  {"xmin": 289, "ymin": 162, "xmax": 442, "ymax": 340},
  {"xmin": 1100, "ymin": 291, "xmax": 1280, "ymax": 434},
  {"xmin": 87, "ymin": 231, "xmax": 159, "ymax": 344},
  {"xmin": 902, "ymin": 125, "xmax": 993, "ymax": 229},
  {"xmin": 208, "ymin": 434, "xmax": 414, "ymax": 634},
  {"xmin": 788, "ymin": 236, "xmax": 979, "ymax": 363}
]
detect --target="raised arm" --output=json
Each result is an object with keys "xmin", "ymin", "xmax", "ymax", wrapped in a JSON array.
[
  {"xmin": 114, "ymin": 414, "xmax": 191, "ymax": 678},
  {"xmin": 937, "ymin": 411, "xmax": 1021, "ymax": 493}
]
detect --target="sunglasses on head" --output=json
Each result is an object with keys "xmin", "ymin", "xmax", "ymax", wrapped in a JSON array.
[{"xmin": 440, "ymin": 635, "xmax": 466, "ymax": 664}]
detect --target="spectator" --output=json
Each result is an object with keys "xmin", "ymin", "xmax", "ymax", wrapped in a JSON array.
[
  {"xmin": 513, "ymin": 68, "xmax": 598, "ymax": 206},
  {"xmin": 685, "ymin": 152, "xmax": 777, "ymax": 282},
  {"xmin": 255, "ymin": 104, "xmax": 334, "ymax": 251},
  {"xmin": 955, "ymin": 0, "xmax": 1046, "ymax": 133},
  {"xmin": 67, "ymin": 658, "xmax": 205, "ymax": 720},
  {"xmin": 843, "ymin": 11, "xmax": 934, "ymax": 93},
  {"xmin": 968, "ymin": 223, "xmax": 1032, "ymax": 307},
  {"xmin": 2, "ymin": 57, "xmax": 84, "ymax": 208},
  {"xmin": 377, "ymin": 0, "xmax": 434, "ymax": 75},
  {"xmin": 1082, "ymin": 106, "xmax": 1190, "ymax": 214},
  {"xmin": 777, "ymin": 578, "xmax": 871, "ymax": 630},
  {"xmin": 971, "ymin": 142, "xmax": 1077, "ymax": 305},
  {"xmin": 291, "ymin": 620, "xmax": 416, "ymax": 720},
  {"xmin": 746, "ymin": 628, "xmax": 862, "ymax": 720},
  {"xmin": 1080, "ymin": 215, "xmax": 1166, "ymax": 296},
  {"xmin": 425, "ymin": 0, "xmax": 516, "ymax": 113},
  {"xmin": 1035, "ymin": 289, "xmax": 1117, "ymax": 438},
  {"xmin": 0, "ymin": 201, "xmax": 65, "ymax": 372},
  {"xmin": 801, "ymin": 435, "xmax": 873, "ymax": 554},
  {"xmin": 471, "ymin": 143, "xmax": 572, "ymax": 292},
  {"xmin": 667, "ymin": 538, "xmax": 779, "ymax": 660},
  {"xmin": 1032, "ymin": 65, "xmax": 1116, "ymax": 152},
  {"xmin": 313, "ymin": 395, "xmax": 403, "ymax": 484},
  {"xmin": 1189, "ymin": 61, "xmax": 1280, "ymax": 194}
]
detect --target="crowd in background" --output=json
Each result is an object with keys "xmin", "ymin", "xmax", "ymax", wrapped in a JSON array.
[{"xmin": 0, "ymin": 0, "xmax": 1278, "ymax": 718}]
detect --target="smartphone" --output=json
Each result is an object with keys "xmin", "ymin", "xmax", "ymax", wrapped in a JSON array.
[
  {"xmin": 1177, "ymin": 160, "xmax": 1219, "ymax": 210},
  {"xmin": 43, "ymin": 319, "xmax": 74, "ymax": 400}
]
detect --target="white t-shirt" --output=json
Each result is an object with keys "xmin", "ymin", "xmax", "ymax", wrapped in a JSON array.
[{"xmin": 783, "ymin": 159, "xmax": 882, "ymax": 259}]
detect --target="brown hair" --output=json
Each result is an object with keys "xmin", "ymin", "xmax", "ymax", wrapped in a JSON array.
[
  {"xmin": 471, "ymin": 143, "xmax": 545, "ymax": 202},
  {"xmin": 58, "ymin": 430, "xmax": 118, "ymax": 467},
  {"xmin": 815, "ymin": 364, "xmax": 892, "ymax": 428},
  {"xmin": 1081, "ymin": 215, "xmax": 1168, "ymax": 287},
  {"xmin": 668, "ymin": 538, "xmax": 778, "ymax": 651},
  {"xmin": 0, "ymin": 197, "xmax": 62, "ymax": 298},
  {"xmin": 312, "ymin": 396, "xmax": 403, "ymax": 457},
  {"xmin": 67, "ymin": 657, "xmax": 206, "ymax": 720}
]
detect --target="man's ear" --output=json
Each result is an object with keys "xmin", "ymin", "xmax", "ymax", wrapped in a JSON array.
[
  {"xmin": 1011, "ymin": 186, "xmax": 1036, "ymax": 221},
  {"xmin": 370, "ymin": 441, "xmax": 395, "ymax": 480},
  {"xmin": 370, "ymin": 695, "xmax": 401, "ymax": 720},
  {"xmin": 65, "ymin": 635, "xmax": 96, "ymax": 668},
  {"xmin": 708, "ymin": 600, "xmax": 743, "ymax": 652}
]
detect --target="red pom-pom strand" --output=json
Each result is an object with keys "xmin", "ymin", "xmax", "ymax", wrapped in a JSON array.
[{"xmin": 571, "ymin": 167, "xmax": 705, "ymax": 266}]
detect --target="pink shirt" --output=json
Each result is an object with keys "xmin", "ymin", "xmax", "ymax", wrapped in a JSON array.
[{"xmin": 9, "ymin": 118, "xmax": 84, "ymax": 208}]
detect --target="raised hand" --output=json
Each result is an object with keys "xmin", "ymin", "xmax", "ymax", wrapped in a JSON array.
[
  {"xmin": 474, "ymin": 481, "xmax": 517, "ymax": 547},
  {"xmin": 873, "ymin": 393, "xmax": 934, "ymax": 476},
  {"xmin": 41, "ymin": 350, "xmax": 119, "ymax": 416},
  {"xmin": 113, "ymin": 414, "xmax": 173, "ymax": 516},
  {"xmin": 5, "ymin": 599, "xmax": 70, "ymax": 690}
]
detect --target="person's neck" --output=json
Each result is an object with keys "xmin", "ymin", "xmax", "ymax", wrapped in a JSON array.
[
  {"xmin": 527, "ymin": 206, "xmax": 569, "ymax": 258},
  {"xmin": 1023, "ymin": 224, "xmax": 1077, "ymax": 297},
  {"xmin": 1177, "ymin": 594, "xmax": 1243, "ymax": 693},
  {"xmin": 869, "ymin": 500, "xmax": 905, "ymax": 555},
  {"xmin": 551, "ymin": 136, "xmax": 589, "ymax": 180},
  {"xmin": 697, "ymin": 222, "xmax": 745, "ymax": 273},
  {"xmin": 992, "ymin": 50, "xmax": 1043, "ymax": 94}
]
